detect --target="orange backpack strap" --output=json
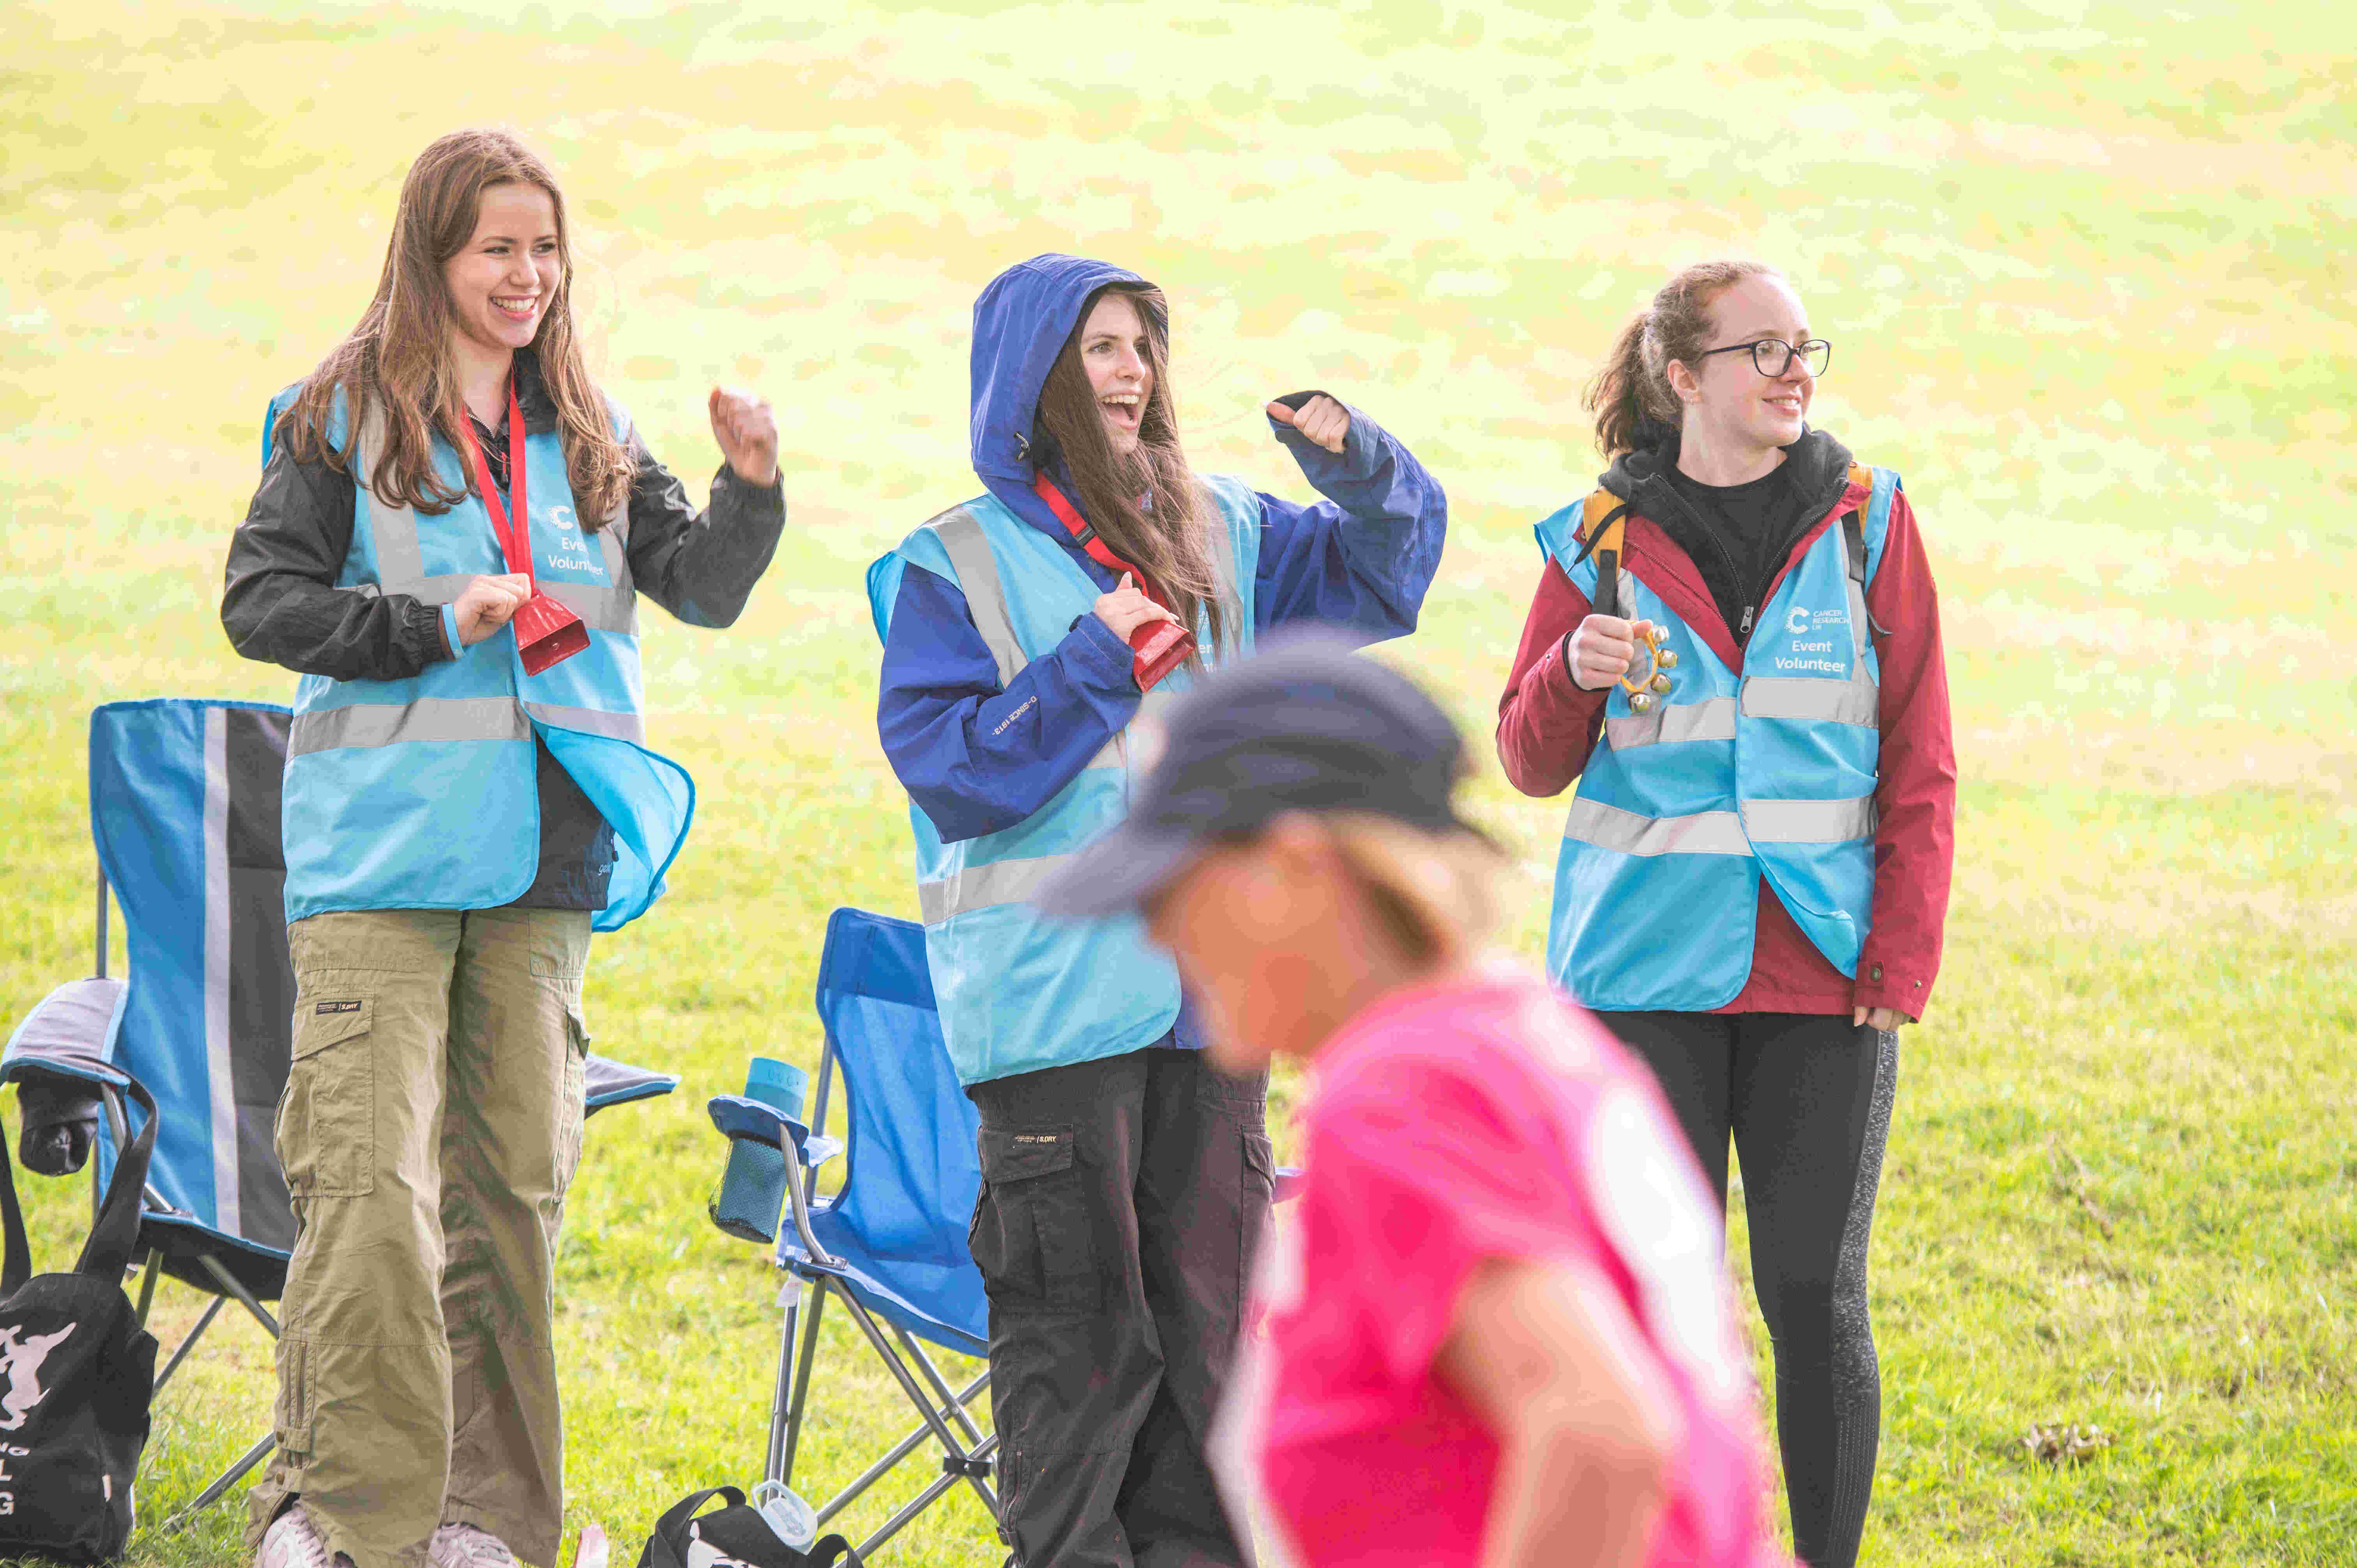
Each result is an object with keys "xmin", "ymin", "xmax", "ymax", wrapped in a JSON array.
[
  {"xmin": 1841, "ymin": 463, "xmax": 1873, "ymax": 590},
  {"xmin": 1574, "ymin": 488, "xmax": 1633, "ymax": 617}
]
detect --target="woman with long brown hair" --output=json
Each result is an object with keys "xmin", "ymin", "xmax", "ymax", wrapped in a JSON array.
[
  {"xmin": 866, "ymin": 253, "xmax": 1446, "ymax": 1565},
  {"xmin": 1496, "ymin": 260, "xmax": 1955, "ymax": 1567},
  {"xmin": 223, "ymin": 127, "xmax": 786, "ymax": 1568}
]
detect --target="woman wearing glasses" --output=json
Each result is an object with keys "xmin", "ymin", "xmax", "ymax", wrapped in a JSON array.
[{"xmin": 1495, "ymin": 261, "xmax": 1955, "ymax": 1568}]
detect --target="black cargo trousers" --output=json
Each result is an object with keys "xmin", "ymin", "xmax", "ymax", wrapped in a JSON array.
[{"xmin": 966, "ymin": 1045, "xmax": 1274, "ymax": 1568}]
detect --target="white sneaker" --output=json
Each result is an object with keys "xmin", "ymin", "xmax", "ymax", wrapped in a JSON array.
[
  {"xmin": 257, "ymin": 1508, "xmax": 353, "ymax": 1568},
  {"xmin": 431, "ymin": 1524, "xmax": 519, "ymax": 1568}
]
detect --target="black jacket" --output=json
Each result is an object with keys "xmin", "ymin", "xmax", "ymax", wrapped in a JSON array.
[
  {"xmin": 222, "ymin": 355, "xmax": 785, "ymax": 908},
  {"xmin": 1599, "ymin": 425, "xmax": 1854, "ymax": 643}
]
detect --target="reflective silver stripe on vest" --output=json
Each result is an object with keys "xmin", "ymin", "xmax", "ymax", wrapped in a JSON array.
[
  {"xmin": 1605, "ymin": 696, "xmax": 1737, "ymax": 751},
  {"xmin": 539, "ymin": 580, "xmax": 637, "ymax": 635},
  {"xmin": 1562, "ymin": 799, "xmax": 1750, "ymax": 857},
  {"xmin": 353, "ymin": 400, "xmax": 636, "ymax": 622},
  {"xmin": 352, "ymin": 403, "xmax": 428, "ymax": 589},
  {"xmin": 288, "ymin": 696, "xmax": 529, "ymax": 757},
  {"xmin": 523, "ymin": 703, "xmax": 645, "ymax": 743},
  {"xmin": 384, "ymin": 573, "xmax": 636, "ymax": 635},
  {"xmin": 1738, "ymin": 678, "xmax": 1878, "ymax": 727},
  {"xmin": 599, "ymin": 514, "xmax": 632, "ymax": 588},
  {"xmin": 930, "ymin": 506, "xmax": 1025, "ymax": 687},
  {"xmin": 919, "ymin": 854, "xmax": 1073, "ymax": 924},
  {"xmin": 1742, "ymin": 795, "xmax": 1876, "ymax": 844}
]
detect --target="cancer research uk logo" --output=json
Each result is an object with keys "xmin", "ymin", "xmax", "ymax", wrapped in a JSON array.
[
  {"xmin": 543, "ymin": 505, "xmax": 601, "ymax": 575},
  {"xmin": 1774, "ymin": 604, "xmax": 1850, "ymax": 676},
  {"xmin": 0, "ymin": 1323, "xmax": 74, "ymax": 1432}
]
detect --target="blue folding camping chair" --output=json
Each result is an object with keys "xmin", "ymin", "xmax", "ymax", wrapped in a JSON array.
[
  {"xmin": 707, "ymin": 907, "xmax": 1000, "ymax": 1561},
  {"xmin": 2, "ymin": 698, "xmax": 679, "ymax": 1522}
]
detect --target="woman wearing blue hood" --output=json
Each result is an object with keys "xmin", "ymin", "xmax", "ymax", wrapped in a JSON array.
[{"xmin": 867, "ymin": 253, "xmax": 1447, "ymax": 1566}]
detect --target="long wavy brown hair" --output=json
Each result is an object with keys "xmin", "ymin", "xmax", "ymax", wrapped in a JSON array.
[
  {"xmin": 276, "ymin": 128, "xmax": 631, "ymax": 526},
  {"xmin": 1032, "ymin": 283, "xmax": 1232, "ymax": 662}
]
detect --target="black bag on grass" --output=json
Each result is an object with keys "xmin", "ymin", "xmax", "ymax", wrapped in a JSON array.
[
  {"xmin": 638, "ymin": 1487, "xmax": 862, "ymax": 1568},
  {"xmin": 0, "ymin": 1073, "xmax": 161, "ymax": 1563}
]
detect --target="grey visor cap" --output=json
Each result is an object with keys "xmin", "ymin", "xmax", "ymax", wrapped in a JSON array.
[{"xmin": 1031, "ymin": 634, "xmax": 1468, "ymax": 919}]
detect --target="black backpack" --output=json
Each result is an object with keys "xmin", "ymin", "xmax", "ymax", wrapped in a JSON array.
[
  {"xmin": 0, "ymin": 1072, "xmax": 161, "ymax": 1563},
  {"xmin": 637, "ymin": 1487, "xmax": 862, "ymax": 1568}
]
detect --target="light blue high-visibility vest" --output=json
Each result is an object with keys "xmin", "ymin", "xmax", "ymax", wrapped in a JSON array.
[
  {"xmin": 1537, "ymin": 466, "xmax": 1898, "ymax": 1011},
  {"xmin": 866, "ymin": 479, "xmax": 1262, "ymax": 1085},
  {"xmin": 274, "ymin": 392, "xmax": 693, "ymax": 932}
]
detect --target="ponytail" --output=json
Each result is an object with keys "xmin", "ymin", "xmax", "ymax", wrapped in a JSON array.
[
  {"xmin": 1583, "ymin": 258, "xmax": 1780, "ymax": 459},
  {"xmin": 1586, "ymin": 312, "xmax": 1655, "ymax": 461}
]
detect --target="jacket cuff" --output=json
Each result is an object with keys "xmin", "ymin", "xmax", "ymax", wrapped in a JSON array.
[
  {"xmin": 1546, "ymin": 631, "xmax": 1611, "ymax": 710},
  {"xmin": 1852, "ymin": 963, "xmax": 1931, "ymax": 1020},
  {"xmin": 1066, "ymin": 612, "xmax": 1139, "ymax": 692},
  {"xmin": 712, "ymin": 462, "xmax": 786, "ymax": 520},
  {"xmin": 1267, "ymin": 393, "xmax": 1380, "ymax": 482},
  {"xmin": 421, "ymin": 601, "xmax": 459, "ymax": 662}
]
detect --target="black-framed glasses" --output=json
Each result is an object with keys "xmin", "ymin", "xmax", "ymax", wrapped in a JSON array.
[{"xmin": 1694, "ymin": 337, "xmax": 1832, "ymax": 378}]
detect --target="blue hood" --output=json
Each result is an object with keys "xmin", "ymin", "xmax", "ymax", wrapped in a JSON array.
[{"xmin": 969, "ymin": 253, "xmax": 1150, "ymax": 539}]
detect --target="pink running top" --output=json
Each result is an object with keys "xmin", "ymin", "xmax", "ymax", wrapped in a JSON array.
[{"xmin": 1213, "ymin": 965, "xmax": 1796, "ymax": 1568}]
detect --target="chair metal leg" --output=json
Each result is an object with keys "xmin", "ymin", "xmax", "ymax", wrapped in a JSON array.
[
  {"xmin": 770, "ymin": 1275, "xmax": 828, "ymax": 1487},
  {"xmin": 892, "ymin": 1322, "xmax": 986, "ymax": 1448},
  {"xmin": 195, "ymin": 1253, "xmax": 282, "ymax": 1338},
  {"xmin": 811, "ymin": 1372, "xmax": 989, "ymax": 1529},
  {"xmin": 835, "ymin": 1293, "xmax": 999, "ymax": 1517},
  {"xmin": 154, "ymin": 1295, "xmax": 228, "ymax": 1393},
  {"xmin": 133, "ymin": 1250, "xmax": 162, "ymax": 1327},
  {"xmin": 163, "ymin": 1430, "xmax": 277, "ymax": 1532},
  {"xmin": 852, "ymin": 1434, "xmax": 999, "ymax": 1562}
]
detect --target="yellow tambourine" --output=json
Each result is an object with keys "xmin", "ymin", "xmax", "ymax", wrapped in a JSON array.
[{"xmin": 1620, "ymin": 624, "xmax": 1680, "ymax": 713}]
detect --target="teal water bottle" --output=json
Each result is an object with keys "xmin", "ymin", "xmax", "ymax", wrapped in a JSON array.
[{"xmin": 711, "ymin": 1057, "xmax": 809, "ymax": 1245}]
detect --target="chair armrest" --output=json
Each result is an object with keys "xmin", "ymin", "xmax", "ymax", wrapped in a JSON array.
[
  {"xmin": 583, "ymin": 1054, "xmax": 678, "ymax": 1118},
  {"xmin": 3, "ymin": 978, "xmax": 132, "ymax": 1092},
  {"xmin": 708, "ymin": 1095, "xmax": 843, "ymax": 1170}
]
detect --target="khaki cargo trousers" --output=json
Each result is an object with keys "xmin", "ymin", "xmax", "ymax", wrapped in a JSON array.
[{"xmin": 246, "ymin": 908, "xmax": 592, "ymax": 1568}]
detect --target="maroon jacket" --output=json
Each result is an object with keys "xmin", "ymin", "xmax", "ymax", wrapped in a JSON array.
[{"xmin": 1496, "ymin": 464, "xmax": 1956, "ymax": 1019}]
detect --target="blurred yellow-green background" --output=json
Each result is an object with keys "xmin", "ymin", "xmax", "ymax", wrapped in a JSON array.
[{"xmin": 3, "ymin": 1, "xmax": 2352, "ymax": 1563}]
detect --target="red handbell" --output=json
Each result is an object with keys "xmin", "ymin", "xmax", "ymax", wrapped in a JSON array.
[
  {"xmin": 463, "ymin": 376, "xmax": 589, "ymax": 676},
  {"xmin": 511, "ymin": 591, "xmax": 590, "ymax": 676},
  {"xmin": 1129, "ymin": 619, "xmax": 1194, "ymax": 692}
]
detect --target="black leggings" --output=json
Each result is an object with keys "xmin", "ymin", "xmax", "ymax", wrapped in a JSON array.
[{"xmin": 1601, "ymin": 1013, "xmax": 1897, "ymax": 1568}]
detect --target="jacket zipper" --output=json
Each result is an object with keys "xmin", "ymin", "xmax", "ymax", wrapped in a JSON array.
[{"xmin": 1659, "ymin": 481, "xmax": 1755, "ymax": 645}]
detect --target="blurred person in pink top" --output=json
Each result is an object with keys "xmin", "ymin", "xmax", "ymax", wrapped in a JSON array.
[{"xmin": 1034, "ymin": 635, "xmax": 1796, "ymax": 1568}]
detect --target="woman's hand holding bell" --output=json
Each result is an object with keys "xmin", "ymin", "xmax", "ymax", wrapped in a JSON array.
[
  {"xmin": 454, "ymin": 572, "xmax": 533, "ymax": 647},
  {"xmin": 1093, "ymin": 572, "xmax": 1182, "ymax": 641},
  {"xmin": 1566, "ymin": 614, "xmax": 1656, "ymax": 692}
]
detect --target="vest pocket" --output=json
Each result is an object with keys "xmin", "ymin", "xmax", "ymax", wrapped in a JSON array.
[
  {"xmin": 279, "ymin": 997, "xmax": 376, "ymax": 1198},
  {"xmin": 970, "ymin": 1127, "xmax": 1099, "ymax": 1314}
]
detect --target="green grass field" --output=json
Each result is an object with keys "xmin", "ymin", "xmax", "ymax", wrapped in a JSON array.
[{"xmin": 4, "ymin": 0, "xmax": 2353, "ymax": 1562}]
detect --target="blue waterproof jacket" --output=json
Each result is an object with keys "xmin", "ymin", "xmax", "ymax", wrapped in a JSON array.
[{"xmin": 872, "ymin": 254, "xmax": 1446, "ymax": 1079}]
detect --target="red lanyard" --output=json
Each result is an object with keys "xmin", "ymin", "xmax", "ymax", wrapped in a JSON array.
[
  {"xmin": 1030, "ymin": 472, "xmax": 1169, "ymax": 608},
  {"xmin": 458, "ymin": 376, "xmax": 532, "ymax": 579}
]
